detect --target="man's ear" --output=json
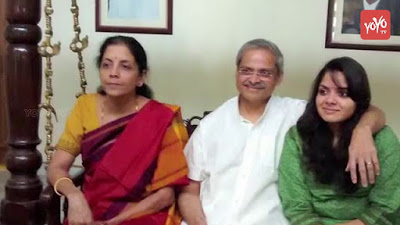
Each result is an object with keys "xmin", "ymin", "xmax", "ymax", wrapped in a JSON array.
[{"xmin": 276, "ymin": 73, "xmax": 284, "ymax": 85}]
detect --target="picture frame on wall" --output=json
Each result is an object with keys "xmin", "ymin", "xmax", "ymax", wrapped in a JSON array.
[
  {"xmin": 325, "ymin": 0, "xmax": 400, "ymax": 51},
  {"xmin": 96, "ymin": 0, "xmax": 173, "ymax": 35}
]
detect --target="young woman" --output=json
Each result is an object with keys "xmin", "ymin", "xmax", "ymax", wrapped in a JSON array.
[
  {"xmin": 47, "ymin": 36, "xmax": 189, "ymax": 225},
  {"xmin": 279, "ymin": 57, "xmax": 400, "ymax": 225}
]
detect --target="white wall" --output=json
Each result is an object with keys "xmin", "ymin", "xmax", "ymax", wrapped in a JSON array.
[{"xmin": 38, "ymin": 0, "xmax": 400, "ymax": 162}]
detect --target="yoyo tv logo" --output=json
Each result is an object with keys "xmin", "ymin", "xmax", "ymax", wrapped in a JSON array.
[{"xmin": 361, "ymin": 10, "xmax": 390, "ymax": 40}]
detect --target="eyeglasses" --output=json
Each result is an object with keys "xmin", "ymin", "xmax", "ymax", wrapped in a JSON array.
[{"xmin": 237, "ymin": 68, "xmax": 277, "ymax": 79}]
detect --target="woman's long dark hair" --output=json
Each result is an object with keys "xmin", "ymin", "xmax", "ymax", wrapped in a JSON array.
[
  {"xmin": 96, "ymin": 35, "xmax": 153, "ymax": 99},
  {"xmin": 297, "ymin": 57, "xmax": 371, "ymax": 193}
]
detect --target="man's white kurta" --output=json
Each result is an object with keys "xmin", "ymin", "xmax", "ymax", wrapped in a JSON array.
[{"xmin": 182, "ymin": 96, "xmax": 306, "ymax": 225}]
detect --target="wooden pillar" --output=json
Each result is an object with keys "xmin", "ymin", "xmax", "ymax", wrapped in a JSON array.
[
  {"xmin": 0, "ymin": 0, "xmax": 44, "ymax": 224},
  {"xmin": 0, "ymin": 0, "xmax": 8, "ymax": 164}
]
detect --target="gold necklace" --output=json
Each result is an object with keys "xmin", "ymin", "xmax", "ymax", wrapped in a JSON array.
[{"xmin": 100, "ymin": 96, "xmax": 139, "ymax": 125}]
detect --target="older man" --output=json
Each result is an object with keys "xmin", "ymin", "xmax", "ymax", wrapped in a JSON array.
[{"xmin": 178, "ymin": 39, "xmax": 384, "ymax": 225}]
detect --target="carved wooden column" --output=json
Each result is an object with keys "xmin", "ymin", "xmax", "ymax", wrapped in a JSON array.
[
  {"xmin": 0, "ymin": 0, "xmax": 44, "ymax": 224},
  {"xmin": 0, "ymin": 0, "xmax": 8, "ymax": 164}
]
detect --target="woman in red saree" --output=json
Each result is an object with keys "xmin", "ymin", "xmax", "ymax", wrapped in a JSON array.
[{"xmin": 47, "ymin": 36, "xmax": 189, "ymax": 225}]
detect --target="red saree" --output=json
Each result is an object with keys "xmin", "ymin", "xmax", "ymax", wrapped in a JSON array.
[{"xmin": 67, "ymin": 100, "xmax": 189, "ymax": 225}]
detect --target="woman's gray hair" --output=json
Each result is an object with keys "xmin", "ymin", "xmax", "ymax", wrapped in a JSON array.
[{"xmin": 236, "ymin": 39, "xmax": 284, "ymax": 75}]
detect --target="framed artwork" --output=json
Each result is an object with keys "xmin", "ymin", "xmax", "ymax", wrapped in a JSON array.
[
  {"xmin": 96, "ymin": 0, "xmax": 173, "ymax": 34},
  {"xmin": 325, "ymin": 0, "xmax": 400, "ymax": 51}
]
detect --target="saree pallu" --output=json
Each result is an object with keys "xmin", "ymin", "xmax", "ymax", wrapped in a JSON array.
[{"xmin": 66, "ymin": 100, "xmax": 189, "ymax": 225}]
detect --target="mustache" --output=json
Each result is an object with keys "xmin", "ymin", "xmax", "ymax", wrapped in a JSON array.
[{"xmin": 243, "ymin": 80, "xmax": 266, "ymax": 89}]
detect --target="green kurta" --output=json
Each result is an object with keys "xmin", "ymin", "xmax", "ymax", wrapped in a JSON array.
[{"xmin": 278, "ymin": 126, "xmax": 400, "ymax": 225}]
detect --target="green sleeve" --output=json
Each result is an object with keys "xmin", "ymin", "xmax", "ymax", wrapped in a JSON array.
[
  {"xmin": 278, "ymin": 127, "xmax": 322, "ymax": 225},
  {"xmin": 359, "ymin": 126, "xmax": 400, "ymax": 225}
]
